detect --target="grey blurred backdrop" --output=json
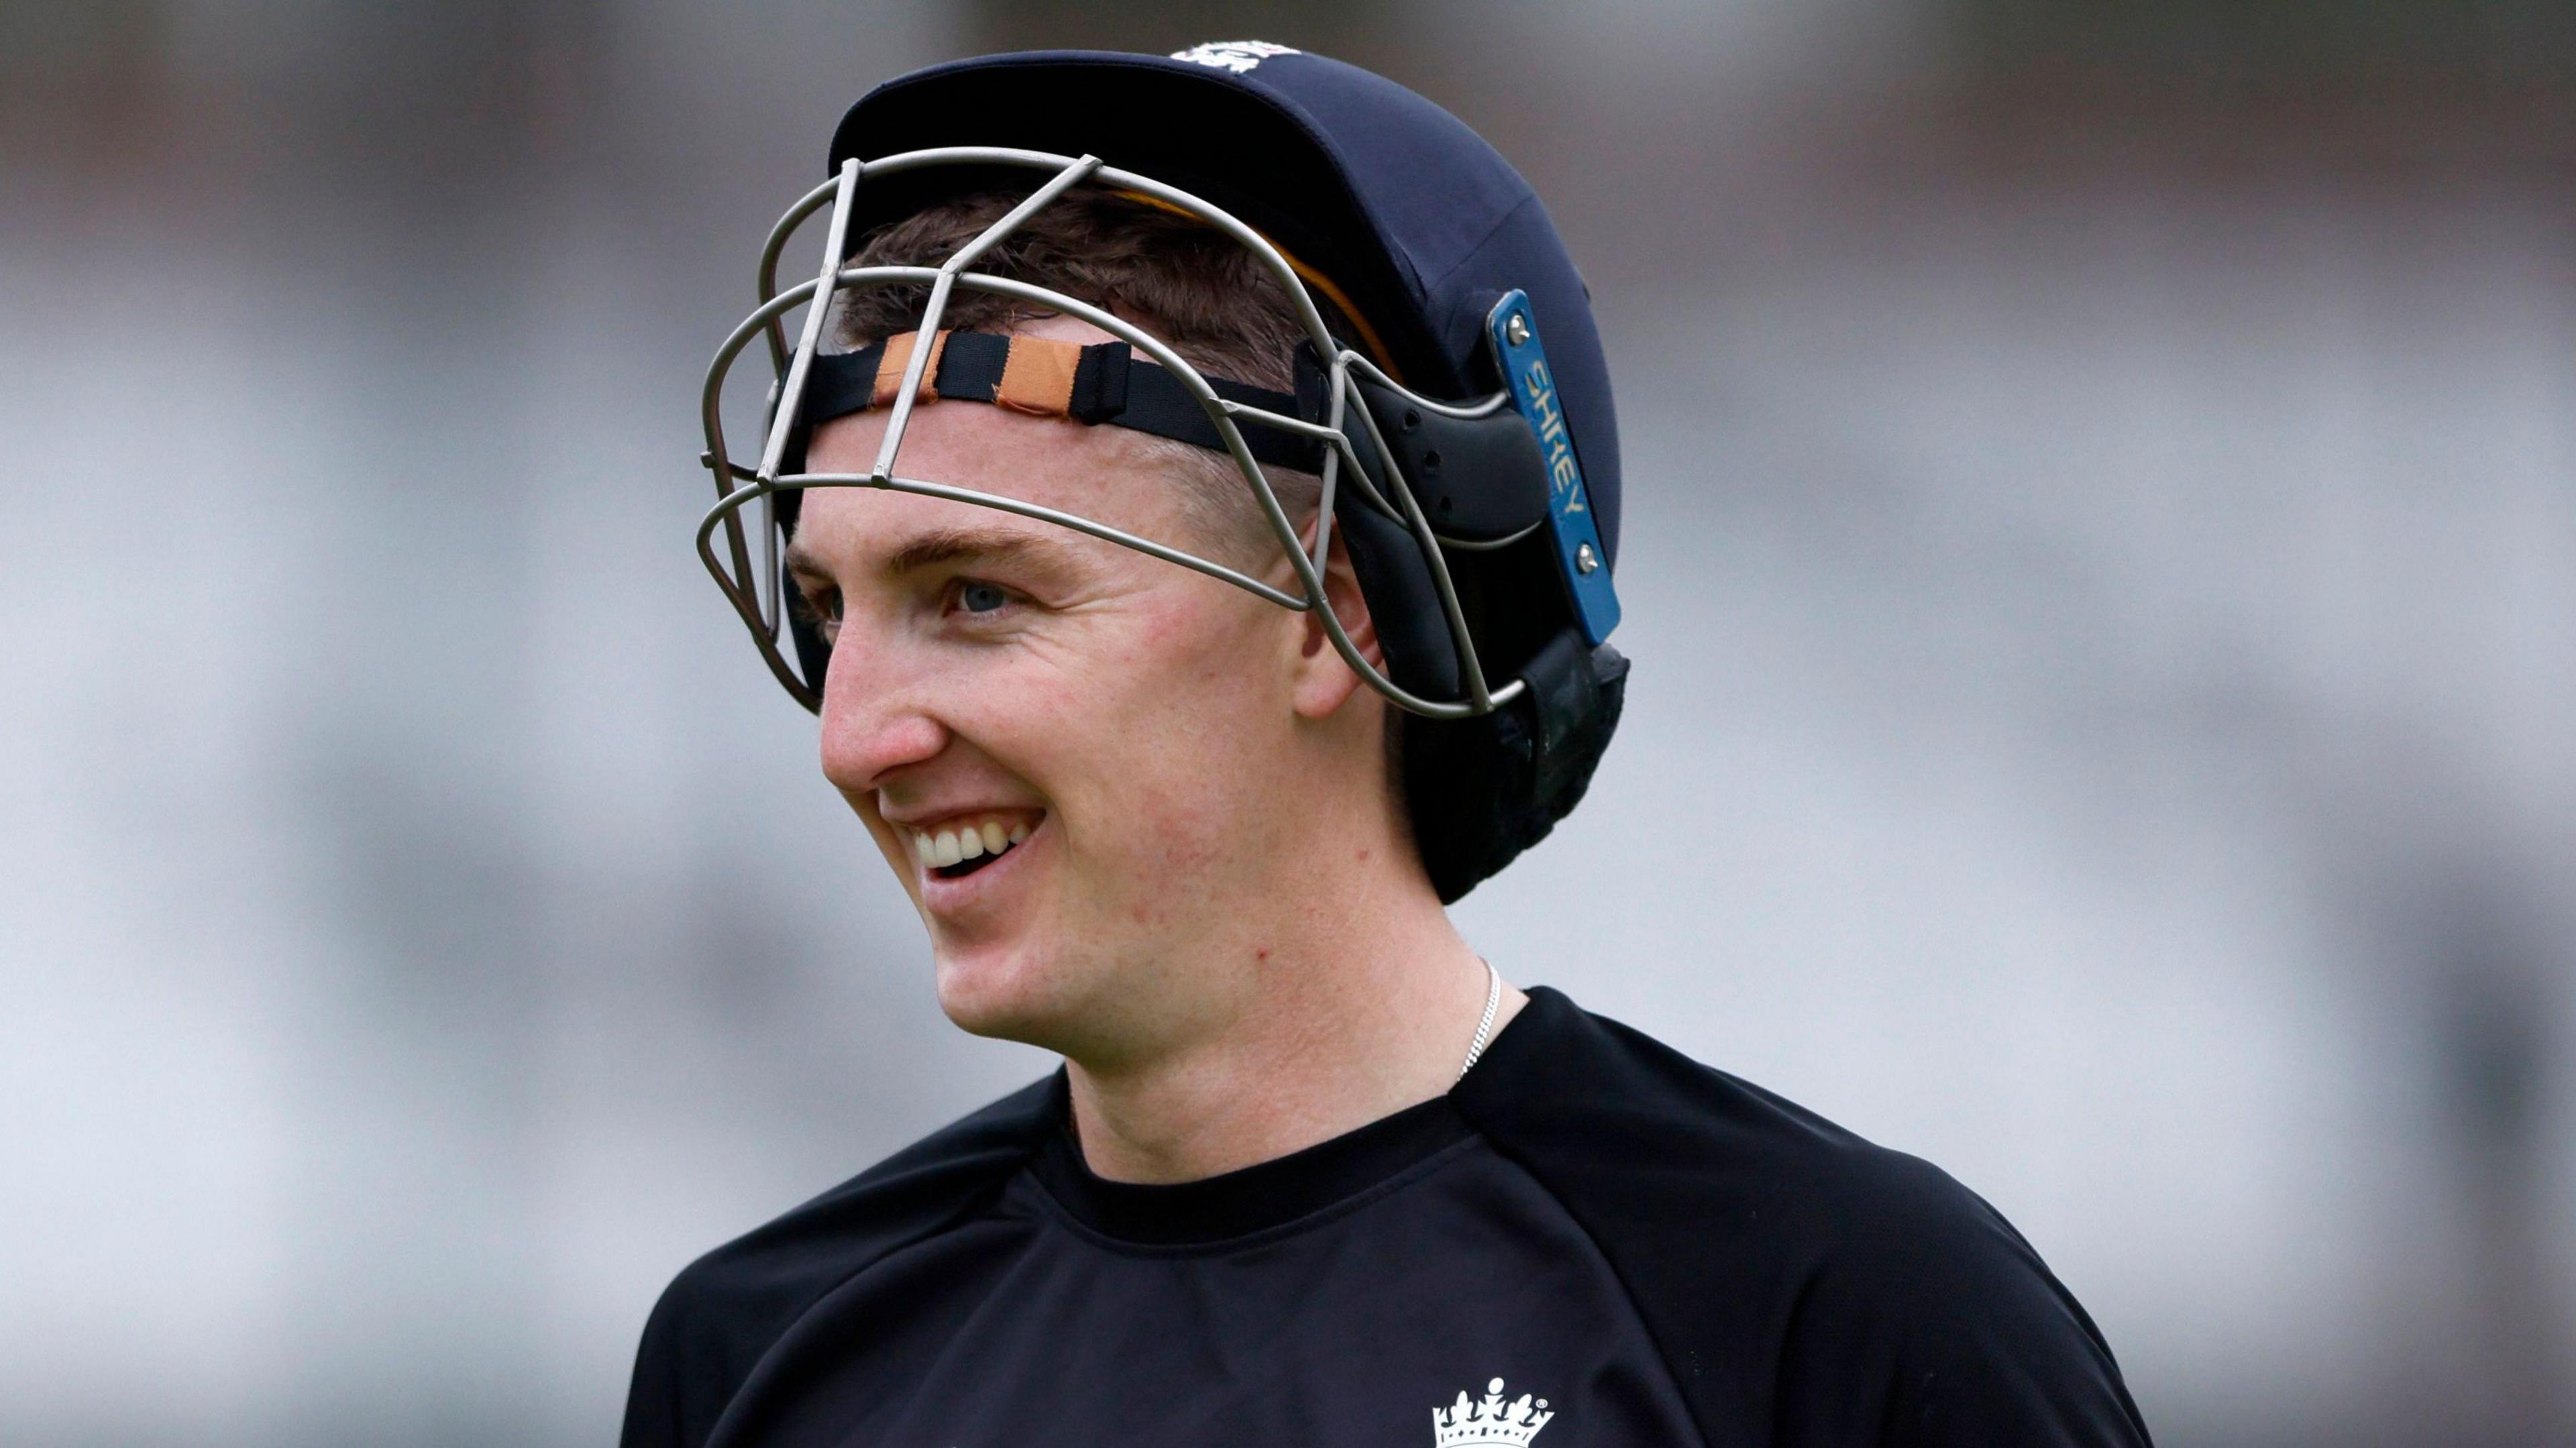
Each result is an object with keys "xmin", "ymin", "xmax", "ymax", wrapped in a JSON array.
[{"xmin": 6, "ymin": 2, "xmax": 2574, "ymax": 1445}]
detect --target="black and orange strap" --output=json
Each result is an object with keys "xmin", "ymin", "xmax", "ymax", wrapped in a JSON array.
[{"xmin": 796, "ymin": 330, "xmax": 1325, "ymax": 474}]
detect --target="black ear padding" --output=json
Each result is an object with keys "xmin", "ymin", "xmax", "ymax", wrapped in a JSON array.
[
  {"xmin": 1403, "ymin": 632, "xmax": 1629, "ymax": 905},
  {"xmin": 1344, "ymin": 374, "xmax": 1553, "ymax": 545},
  {"xmin": 1331, "ymin": 483, "xmax": 1463, "ymax": 701},
  {"xmin": 1313, "ymin": 364, "xmax": 1629, "ymax": 904}
]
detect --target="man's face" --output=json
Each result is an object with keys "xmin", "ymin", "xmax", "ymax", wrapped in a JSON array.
[{"xmin": 788, "ymin": 317, "xmax": 1330, "ymax": 1058}]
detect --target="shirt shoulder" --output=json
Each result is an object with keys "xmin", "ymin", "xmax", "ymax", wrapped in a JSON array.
[
  {"xmin": 1452, "ymin": 989, "xmax": 2153, "ymax": 1448},
  {"xmin": 619, "ymin": 1074, "xmax": 1060, "ymax": 1448}
]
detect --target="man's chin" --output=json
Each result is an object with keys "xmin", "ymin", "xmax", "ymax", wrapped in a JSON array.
[{"xmin": 932, "ymin": 942, "xmax": 1073, "ymax": 1046}]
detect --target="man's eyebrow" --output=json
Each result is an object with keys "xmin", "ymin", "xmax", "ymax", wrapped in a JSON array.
[
  {"xmin": 782, "ymin": 539, "xmax": 833, "ymax": 583},
  {"xmin": 888, "ymin": 526, "xmax": 1071, "ymax": 577},
  {"xmin": 784, "ymin": 526, "xmax": 1070, "ymax": 584}
]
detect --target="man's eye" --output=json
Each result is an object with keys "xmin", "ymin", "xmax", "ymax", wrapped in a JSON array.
[
  {"xmin": 957, "ymin": 581, "xmax": 1010, "ymax": 615},
  {"xmin": 792, "ymin": 582, "xmax": 841, "ymax": 629}
]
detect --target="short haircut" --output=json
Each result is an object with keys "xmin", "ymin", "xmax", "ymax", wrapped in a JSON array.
[{"xmin": 826, "ymin": 186, "xmax": 1330, "ymax": 564}]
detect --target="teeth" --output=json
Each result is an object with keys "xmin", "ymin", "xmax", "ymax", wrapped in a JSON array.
[{"xmin": 913, "ymin": 815, "xmax": 1039, "ymax": 872}]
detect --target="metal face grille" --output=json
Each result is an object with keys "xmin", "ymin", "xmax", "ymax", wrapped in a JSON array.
[{"xmin": 697, "ymin": 147, "xmax": 1527, "ymax": 720}]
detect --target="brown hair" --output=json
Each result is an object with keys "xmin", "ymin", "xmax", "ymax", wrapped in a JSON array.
[{"xmin": 826, "ymin": 186, "xmax": 1332, "ymax": 561}]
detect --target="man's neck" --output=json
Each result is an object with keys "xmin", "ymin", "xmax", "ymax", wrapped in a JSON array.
[{"xmin": 1061, "ymin": 879, "xmax": 1525, "ymax": 1185}]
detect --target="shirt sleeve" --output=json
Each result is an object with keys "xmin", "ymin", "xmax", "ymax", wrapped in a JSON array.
[
  {"xmin": 1765, "ymin": 1152, "xmax": 2152, "ymax": 1448},
  {"xmin": 619, "ymin": 1252, "xmax": 770, "ymax": 1448},
  {"xmin": 1450, "ymin": 989, "xmax": 2153, "ymax": 1448},
  {"xmin": 616, "ymin": 1076, "xmax": 1061, "ymax": 1448}
]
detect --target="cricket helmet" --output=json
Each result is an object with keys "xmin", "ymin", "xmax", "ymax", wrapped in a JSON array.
[{"xmin": 696, "ymin": 43, "xmax": 1630, "ymax": 901}]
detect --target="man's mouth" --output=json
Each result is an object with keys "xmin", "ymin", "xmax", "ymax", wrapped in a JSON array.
[{"xmin": 909, "ymin": 812, "xmax": 1040, "ymax": 881}]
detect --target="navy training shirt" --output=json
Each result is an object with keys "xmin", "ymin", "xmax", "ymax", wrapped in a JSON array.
[{"xmin": 623, "ymin": 988, "xmax": 2153, "ymax": 1447}]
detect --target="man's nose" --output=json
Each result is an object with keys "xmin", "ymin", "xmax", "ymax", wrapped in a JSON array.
[{"xmin": 817, "ymin": 630, "xmax": 947, "ymax": 795}]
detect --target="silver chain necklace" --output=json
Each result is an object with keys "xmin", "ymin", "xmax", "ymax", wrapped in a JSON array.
[{"xmin": 1456, "ymin": 958, "xmax": 1501, "ymax": 1083}]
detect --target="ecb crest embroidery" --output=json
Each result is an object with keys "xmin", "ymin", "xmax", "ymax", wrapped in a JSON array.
[
  {"xmin": 1169, "ymin": 40, "xmax": 1301, "ymax": 74},
  {"xmin": 1432, "ymin": 1377, "xmax": 1554, "ymax": 1446}
]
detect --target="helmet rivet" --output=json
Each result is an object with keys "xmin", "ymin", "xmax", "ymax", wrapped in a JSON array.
[
  {"xmin": 1575, "ymin": 541, "xmax": 1599, "ymax": 573},
  {"xmin": 1505, "ymin": 313, "xmax": 1531, "ymax": 346}
]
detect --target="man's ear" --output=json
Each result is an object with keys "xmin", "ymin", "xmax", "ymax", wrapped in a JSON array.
[{"xmin": 1289, "ymin": 524, "xmax": 1384, "ymax": 722}]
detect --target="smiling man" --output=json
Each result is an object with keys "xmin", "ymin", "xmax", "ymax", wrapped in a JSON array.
[
  {"xmin": 789, "ymin": 308, "xmax": 1474, "ymax": 1173},
  {"xmin": 624, "ymin": 44, "xmax": 2152, "ymax": 1448}
]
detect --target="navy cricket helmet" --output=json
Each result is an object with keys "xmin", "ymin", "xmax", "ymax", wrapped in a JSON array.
[{"xmin": 694, "ymin": 42, "xmax": 1630, "ymax": 901}]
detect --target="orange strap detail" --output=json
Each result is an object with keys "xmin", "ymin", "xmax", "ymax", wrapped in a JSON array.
[
  {"xmin": 994, "ymin": 335, "xmax": 1083, "ymax": 416},
  {"xmin": 871, "ymin": 329, "xmax": 949, "ymax": 406}
]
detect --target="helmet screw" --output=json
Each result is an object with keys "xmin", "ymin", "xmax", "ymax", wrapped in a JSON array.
[
  {"xmin": 1505, "ymin": 313, "xmax": 1531, "ymax": 346},
  {"xmin": 1575, "ymin": 541, "xmax": 1599, "ymax": 573}
]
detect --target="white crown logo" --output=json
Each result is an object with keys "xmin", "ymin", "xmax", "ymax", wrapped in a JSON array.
[
  {"xmin": 1432, "ymin": 1377, "xmax": 1554, "ymax": 1447},
  {"xmin": 1169, "ymin": 40, "xmax": 1301, "ymax": 74}
]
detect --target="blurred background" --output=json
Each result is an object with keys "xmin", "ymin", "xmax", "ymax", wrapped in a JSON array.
[{"xmin": 5, "ymin": 1, "xmax": 2573, "ymax": 1444}]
